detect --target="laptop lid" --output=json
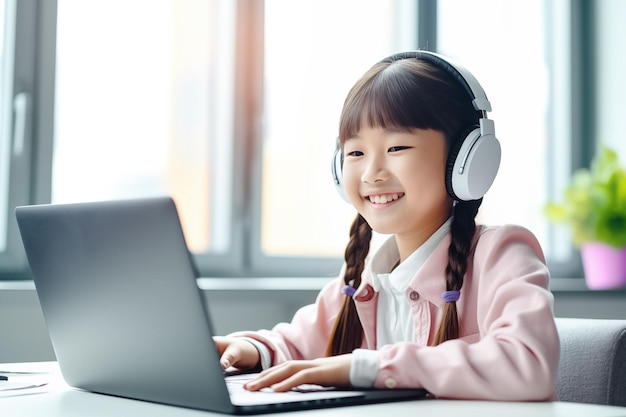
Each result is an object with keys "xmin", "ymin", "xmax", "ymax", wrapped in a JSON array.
[{"xmin": 15, "ymin": 197, "xmax": 426, "ymax": 414}]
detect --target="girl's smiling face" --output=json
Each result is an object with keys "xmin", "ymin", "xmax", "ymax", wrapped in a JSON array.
[{"xmin": 342, "ymin": 126, "xmax": 453, "ymax": 258}]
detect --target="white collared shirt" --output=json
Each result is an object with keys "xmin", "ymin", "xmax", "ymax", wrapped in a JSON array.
[{"xmin": 350, "ymin": 218, "xmax": 451, "ymax": 387}]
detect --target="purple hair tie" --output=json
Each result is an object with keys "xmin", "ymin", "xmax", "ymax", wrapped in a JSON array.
[
  {"xmin": 442, "ymin": 290, "xmax": 460, "ymax": 303},
  {"xmin": 341, "ymin": 285, "xmax": 356, "ymax": 297}
]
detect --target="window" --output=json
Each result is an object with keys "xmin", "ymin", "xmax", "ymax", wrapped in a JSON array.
[
  {"xmin": 0, "ymin": 0, "xmax": 55, "ymax": 275},
  {"xmin": 54, "ymin": 0, "xmax": 234, "ymax": 251},
  {"xmin": 254, "ymin": 0, "xmax": 418, "ymax": 274},
  {"xmin": 52, "ymin": 0, "xmax": 418, "ymax": 277},
  {"xmin": 53, "ymin": 0, "xmax": 239, "ymax": 274},
  {"xmin": 436, "ymin": 0, "xmax": 576, "ymax": 275},
  {"xmin": 1, "ymin": 1, "xmax": 588, "ymax": 279}
]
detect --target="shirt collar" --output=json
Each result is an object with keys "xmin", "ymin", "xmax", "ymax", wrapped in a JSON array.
[{"xmin": 367, "ymin": 218, "xmax": 452, "ymax": 293}]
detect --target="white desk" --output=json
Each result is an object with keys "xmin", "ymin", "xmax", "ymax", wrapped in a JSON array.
[{"xmin": 2, "ymin": 362, "xmax": 625, "ymax": 417}]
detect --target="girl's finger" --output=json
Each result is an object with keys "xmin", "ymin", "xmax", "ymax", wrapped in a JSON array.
[
  {"xmin": 245, "ymin": 362, "xmax": 309, "ymax": 391},
  {"xmin": 219, "ymin": 345, "xmax": 241, "ymax": 369}
]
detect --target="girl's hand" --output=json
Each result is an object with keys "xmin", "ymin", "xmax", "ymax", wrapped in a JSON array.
[
  {"xmin": 213, "ymin": 336, "xmax": 261, "ymax": 371},
  {"xmin": 244, "ymin": 354, "xmax": 352, "ymax": 392}
]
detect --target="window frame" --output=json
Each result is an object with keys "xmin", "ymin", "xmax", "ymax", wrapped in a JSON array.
[
  {"xmin": 543, "ymin": 0, "xmax": 594, "ymax": 278},
  {"xmin": 0, "ymin": 0, "xmax": 593, "ymax": 280},
  {"xmin": 236, "ymin": 0, "xmax": 347, "ymax": 277},
  {"xmin": 421, "ymin": 0, "xmax": 588, "ymax": 280},
  {"xmin": 244, "ymin": 0, "xmax": 590, "ymax": 279},
  {"xmin": 246, "ymin": 0, "xmax": 419, "ymax": 277},
  {"xmin": 180, "ymin": 0, "xmax": 245, "ymax": 278},
  {"xmin": 0, "ymin": 0, "xmax": 57, "ymax": 278}
]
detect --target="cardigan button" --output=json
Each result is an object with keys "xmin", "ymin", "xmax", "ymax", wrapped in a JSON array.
[
  {"xmin": 355, "ymin": 284, "xmax": 375, "ymax": 302},
  {"xmin": 384, "ymin": 378, "xmax": 397, "ymax": 389},
  {"xmin": 409, "ymin": 291, "xmax": 420, "ymax": 301}
]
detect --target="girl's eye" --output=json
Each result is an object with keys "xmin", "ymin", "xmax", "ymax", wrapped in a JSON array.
[
  {"xmin": 388, "ymin": 146, "xmax": 411, "ymax": 153},
  {"xmin": 346, "ymin": 150, "xmax": 363, "ymax": 157}
]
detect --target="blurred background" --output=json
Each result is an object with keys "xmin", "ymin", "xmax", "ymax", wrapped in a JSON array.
[{"xmin": 0, "ymin": 0, "xmax": 624, "ymax": 362}]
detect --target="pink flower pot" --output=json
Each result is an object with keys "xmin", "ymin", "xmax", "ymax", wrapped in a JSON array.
[{"xmin": 580, "ymin": 242, "xmax": 626, "ymax": 290}]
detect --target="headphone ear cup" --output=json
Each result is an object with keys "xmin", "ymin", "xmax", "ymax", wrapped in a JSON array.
[
  {"xmin": 445, "ymin": 129, "xmax": 472, "ymax": 201},
  {"xmin": 446, "ymin": 126, "xmax": 501, "ymax": 201},
  {"xmin": 331, "ymin": 146, "xmax": 351, "ymax": 203}
]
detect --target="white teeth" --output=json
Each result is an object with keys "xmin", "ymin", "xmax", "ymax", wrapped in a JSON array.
[{"xmin": 369, "ymin": 193, "xmax": 401, "ymax": 204}]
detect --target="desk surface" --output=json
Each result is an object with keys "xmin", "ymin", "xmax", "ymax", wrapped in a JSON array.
[{"xmin": 2, "ymin": 362, "xmax": 625, "ymax": 417}]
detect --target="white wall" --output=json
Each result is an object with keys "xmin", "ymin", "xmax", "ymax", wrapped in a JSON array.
[
  {"xmin": 0, "ymin": 286, "xmax": 54, "ymax": 362},
  {"xmin": 0, "ymin": 282, "xmax": 321, "ymax": 363},
  {"xmin": 1, "ymin": 281, "xmax": 625, "ymax": 364}
]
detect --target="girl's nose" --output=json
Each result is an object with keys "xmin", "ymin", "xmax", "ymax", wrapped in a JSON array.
[{"xmin": 361, "ymin": 156, "xmax": 390, "ymax": 184}]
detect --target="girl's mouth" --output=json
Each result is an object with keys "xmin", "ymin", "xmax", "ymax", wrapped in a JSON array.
[{"xmin": 367, "ymin": 193, "xmax": 404, "ymax": 204}]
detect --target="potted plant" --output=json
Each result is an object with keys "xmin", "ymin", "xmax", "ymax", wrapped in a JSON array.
[{"xmin": 544, "ymin": 145, "xmax": 626, "ymax": 289}]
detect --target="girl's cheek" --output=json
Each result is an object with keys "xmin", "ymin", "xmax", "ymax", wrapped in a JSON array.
[{"xmin": 344, "ymin": 176, "xmax": 361, "ymax": 200}]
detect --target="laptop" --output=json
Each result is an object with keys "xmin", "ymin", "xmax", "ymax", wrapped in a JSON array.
[{"xmin": 15, "ymin": 196, "xmax": 427, "ymax": 414}]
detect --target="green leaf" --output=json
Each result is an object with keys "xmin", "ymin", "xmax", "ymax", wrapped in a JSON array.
[{"xmin": 543, "ymin": 145, "xmax": 626, "ymax": 247}]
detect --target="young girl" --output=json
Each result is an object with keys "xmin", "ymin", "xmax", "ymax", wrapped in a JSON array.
[{"xmin": 214, "ymin": 51, "xmax": 559, "ymax": 401}]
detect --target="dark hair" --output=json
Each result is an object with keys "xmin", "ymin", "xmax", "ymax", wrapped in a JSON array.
[{"xmin": 327, "ymin": 56, "xmax": 482, "ymax": 356}]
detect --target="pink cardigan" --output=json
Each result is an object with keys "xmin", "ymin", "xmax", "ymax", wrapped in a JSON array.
[{"xmin": 233, "ymin": 225, "xmax": 560, "ymax": 401}]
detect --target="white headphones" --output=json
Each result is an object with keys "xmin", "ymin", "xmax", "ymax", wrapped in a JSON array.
[{"xmin": 331, "ymin": 50, "xmax": 501, "ymax": 203}]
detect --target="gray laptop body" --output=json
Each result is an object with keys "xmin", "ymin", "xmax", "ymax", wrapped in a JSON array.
[{"xmin": 15, "ymin": 197, "xmax": 427, "ymax": 414}]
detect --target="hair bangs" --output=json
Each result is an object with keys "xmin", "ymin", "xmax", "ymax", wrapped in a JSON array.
[
  {"xmin": 338, "ymin": 59, "xmax": 478, "ymax": 149},
  {"xmin": 339, "ymin": 62, "xmax": 441, "ymax": 144}
]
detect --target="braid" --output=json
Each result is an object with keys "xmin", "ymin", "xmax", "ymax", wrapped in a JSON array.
[
  {"xmin": 326, "ymin": 214, "xmax": 371, "ymax": 356},
  {"xmin": 432, "ymin": 199, "xmax": 481, "ymax": 345}
]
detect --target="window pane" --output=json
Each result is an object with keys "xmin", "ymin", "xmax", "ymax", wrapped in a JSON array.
[
  {"xmin": 261, "ymin": 0, "xmax": 416, "ymax": 257},
  {"xmin": 53, "ymin": 0, "xmax": 235, "ymax": 254},
  {"xmin": 437, "ymin": 0, "xmax": 571, "ymax": 261}
]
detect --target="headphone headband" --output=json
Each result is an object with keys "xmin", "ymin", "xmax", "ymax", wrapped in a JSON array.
[{"xmin": 382, "ymin": 51, "xmax": 492, "ymax": 113}]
